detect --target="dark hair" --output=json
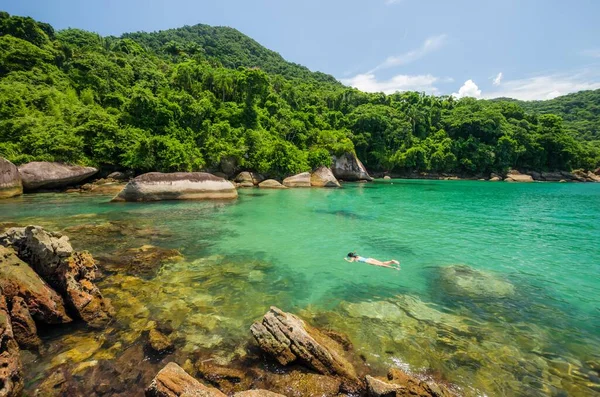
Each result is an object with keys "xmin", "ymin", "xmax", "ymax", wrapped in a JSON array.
[{"xmin": 347, "ymin": 252, "xmax": 356, "ymax": 258}]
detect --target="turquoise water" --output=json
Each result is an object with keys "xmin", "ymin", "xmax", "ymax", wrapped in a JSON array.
[{"xmin": 2, "ymin": 180, "xmax": 599, "ymax": 396}]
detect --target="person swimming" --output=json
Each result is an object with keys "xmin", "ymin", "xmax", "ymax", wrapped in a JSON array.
[{"xmin": 344, "ymin": 252, "xmax": 400, "ymax": 270}]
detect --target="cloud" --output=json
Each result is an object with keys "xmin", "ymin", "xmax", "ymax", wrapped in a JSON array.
[
  {"xmin": 581, "ymin": 49, "xmax": 600, "ymax": 58},
  {"xmin": 492, "ymin": 72, "xmax": 503, "ymax": 86},
  {"xmin": 452, "ymin": 79, "xmax": 482, "ymax": 99},
  {"xmin": 484, "ymin": 72, "xmax": 600, "ymax": 100},
  {"xmin": 341, "ymin": 73, "xmax": 440, "ymax": 94},
  {"xmin": 369, "ymin": 34, "xmax": 447, "ymax": 72}
]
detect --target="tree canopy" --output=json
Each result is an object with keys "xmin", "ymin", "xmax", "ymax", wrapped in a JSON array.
[{"xmin": 0, "ymin": 12, "xmax": 598, "ymax": 177}]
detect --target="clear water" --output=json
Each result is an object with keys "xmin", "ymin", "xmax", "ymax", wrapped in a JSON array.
[{"xmin": 1, "ymin": 180, "xmax": 599, "ymax": 396}]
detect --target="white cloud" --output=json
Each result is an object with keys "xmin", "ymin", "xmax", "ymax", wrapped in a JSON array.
[
  {"xmin": 452, "ymin": 79, "xmax": 482, "ymax": 99},
  {"xmin": 484, "ymin": 72, "xmax": 600, "ymax": 100},
  {"xmin": 341, "ymin": 73, "xmax": 440, "ymax": 95},
  {"xmin": 369, "ymin": 34, "xmax": 447, "ymax": 72},
  {"xmin": 492, "ymin": 72, "xmax": 503, "ymax": 86},
  {"xmin": 581, "ymin": 49, "xmax": 600, "ymax": 58}
]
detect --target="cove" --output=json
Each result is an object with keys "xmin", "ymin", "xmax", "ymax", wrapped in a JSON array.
[{"xmin": 1, "ymin": 179, "xmax": 599, "ymax": 396}]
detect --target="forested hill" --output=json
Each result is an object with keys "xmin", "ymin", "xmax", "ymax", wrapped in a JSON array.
[
  {"xmin": 0, "ymin": 12, "xmax": 599, "ymax": 177},
  {"xmin": 500, "ymin": 90, "xmax": 600, "ymax": 142},
  {"xmin": 122, "ymin": 25, "xmax": 339, "ymax": 85}
]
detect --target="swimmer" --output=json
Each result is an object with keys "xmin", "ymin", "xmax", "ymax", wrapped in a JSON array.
[{"xmin": 344, "ymin": 252, "xmax": 400, "ymax": 270}]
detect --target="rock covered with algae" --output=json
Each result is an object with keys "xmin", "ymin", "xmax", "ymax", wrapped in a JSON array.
[
  {"xmin": 437, "ymin": 264, "xmax": 515, "ymax": 299},
  {"xmin": 145, "ymin": 362, "xmax": 226, "ymax": 397},
  {"xmin": 0, "ymin": 295, "xmax": 24, "ymax": 397}
]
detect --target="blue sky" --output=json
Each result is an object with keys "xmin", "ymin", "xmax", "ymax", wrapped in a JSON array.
[{"xmin": 3, "ymin": 0, "xmax": 600, "ymax": 100}]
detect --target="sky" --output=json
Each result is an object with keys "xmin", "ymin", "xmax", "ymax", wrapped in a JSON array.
[{"xmin": 2, "ymin": 0, "xmax": 600, "ymax": 100}]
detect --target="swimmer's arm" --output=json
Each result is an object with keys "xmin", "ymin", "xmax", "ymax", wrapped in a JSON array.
[{"xmin": 344, "ymin": 257, "xmax": 353, "ymax": 262}]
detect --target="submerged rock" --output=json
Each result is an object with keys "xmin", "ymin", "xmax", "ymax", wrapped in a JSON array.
[
  {"xmin": 0, "ymin": 245, "xmax": 72, "ymax": 324},
  {"xmin": 145, "ymin": 362, "xmax": 226, "ymax": 397},
  {"xmin": 196, "ymin": 362, "xmax": 251, "ymax": 393},
  {"xmin": 147, "ymin": 328, "xmax": 174, "ymax": 354},
  {"xmin": 97, "ymin": 245, "xmax": 183, "ymax": 279},
  {"xmin": 112, "ymin": 172, "xmax": 238, "ymax": 202},
  {"xmin": 234, "ymin": 391, "xmax": 285, "ymax": 397},
  {"xmin": 259, "ymin": 369, "xmax": 342, "ymax": 397},
  {"xmin": 258, "ymin": 179, "xmax": 287, "ymax": 189},
  {"xmin": 0, "ymin": 157, "xmax": 22, "ymax": 199},
  {"xmin": 438, "ymin": 265, "xmax": 515, "ymax": 299},
  {"xmin": 18, "ymin": 162, "xmax": 97, "ymax": 191},
  {"xmin": 250, "ymin": 306, "xmax": 362, "ymax": 392},
  {"xmin": 310, "ymin": 166, "xmax": 341, "ymax": 188},
  {"xmin": 331, "ymin": 153, "xmax": 373, "ymax": 181},
  {"xmin": 282, "ymin": 172, "xmax": 312, "ymax": 187},
  {"xmin": 9, "ymin": 296, "xmax": 42, "ymax": 351},
  {"xmin": 0, "ymin": 295, "xmax": 24, "ymax": 397}
]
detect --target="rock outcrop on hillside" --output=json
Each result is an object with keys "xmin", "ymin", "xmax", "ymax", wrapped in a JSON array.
[{"xmin": 112, "ymin": 172, "xmax": 238, "ymax": 201}]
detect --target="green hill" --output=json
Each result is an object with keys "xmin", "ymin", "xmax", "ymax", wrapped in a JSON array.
[{"xmin": 0, "ymin": 11, "xmax": 598, "ymax": 176}]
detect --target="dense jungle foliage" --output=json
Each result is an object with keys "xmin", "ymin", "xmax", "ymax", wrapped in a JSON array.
[{"xmin": 0, "ymin": 12, "xmax": 598, "ymax": 177}]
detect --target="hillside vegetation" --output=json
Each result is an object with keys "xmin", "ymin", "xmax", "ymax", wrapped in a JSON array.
[{"xmin": 1, "ymin": 12, "xmax": 598, "ymax": 177}]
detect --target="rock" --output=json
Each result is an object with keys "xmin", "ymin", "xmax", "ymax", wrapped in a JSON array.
[
  {"xmin": 212, "ymin": 172, "xmax": 229, "ymax": 179},
  {"xmin": 489, "ymin": 177, "xmax": 501, "ymax": 182},
  {"xmin": 197, "ymin": 362, "xmax": 250, "ymax": 393},
  {"xmin": 97, "ymin": 245, "xmax": 183, "ymax": 279},
  {"xmin": 83, "ymin": 182, "xmax": 127, "ymax": 195},
  {"xmin": 260, "ymin": 370, "xmax": 342, "ymax": 397},
  {"xmin": 9, "ymin": 296, "xmax": 42, "ymax": 351},
  {"xmin": 1, "ymin": 226, "xmax": 113, "ymax": 327},
  {"xmin": 586, "ymin": 171, "xmax": 600, "ymax": 182},
  {"xmin": 528, "ymin": 171, "xmax": 542, "ymax": 181},
  {"xmin": 147, "ymin": 328, "xmax": 174, "ymax": 354},
  {"xmin": 59, "ymin": 251, "xmax": 114, "ymax": 328},
  {"xmin": 112, "ymin": 172, "xmax": 238, "ymax": 202},
  {"xmin": 18, "ymin": 162, "xmax": 98, "ymax": 191},
  {"xmin": 383, "ymin": 176, "xmax": 392, "ymax": 180},
  {"xmin": 310, "ymin": 167, "xmax": 341, "ymax": 188},
  {"xmin": 145, "ymin": 362, "xmax": 226, "ymax": 397},
  {"xmin": 595, "ymin": 167, "xmax": 600, "ymax": 176},
  {"xmin": 250, "ymin": 306, "xmax": 362, "ymax": 392},
  {"xmin": 282, "ymin": 172, "xmax": 312, "ymax": 188},
  {"xmin": 386, "ymin": 368, "xmax": 453, "ymax": 397},
  {"xmin": 234, "ymin": 172, "xmax": 264, "ymax": 186},
  {"xmin": 0, "ymin": 245, "xmax": 72, "ymax": 324},
  {"xmin": 540, "ymin": 172, "xmax": 565, "ymax": 182},
  {"xmin": 438, "ymin": 265, "xmax": 515, "ymax": 299},
  {"xmin": 331, "ymin": 153, "xmax": 373, "ymax": 181},
  {"xmin": 366, "ymin": 375, "xmax": 405, "ymax": 396},
  {"xmin": 504, "ymin": 171, "xmax": 533, "ymax": 183},
  {"xmin": 234, "ymin": 391, "xmax": 285, "ymax": 397},
  {"xmin": 107, "ymin": 171, "xmax": 129, "ymax": 181},
  {"xmin": 0, "ymin": 157, "xmax": 22, "ymax": 199},
  {"xmin": 258, "ymin": 179, "xmax": 287, "ymax": 189},
  {"xmin": 220, "ymin": 156, "xmax": 239, "ymax": 176},
  {"xmin": 0, "ymin": 295, "xmax": 24, "ymax": 397}
]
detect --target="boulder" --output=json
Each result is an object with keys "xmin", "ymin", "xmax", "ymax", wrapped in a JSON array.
[
  {"xmin": 489, "ymin": 177, "xmax": 501, "ymax": 182},
  {"xmin": 595, "ymin": 167, "xmax": 600, "ymax": 176},
  {"xmin": 527, "ymin": 171, "xmax": 542, "ymax": 181},
  {"xmin": 234, "ymin": 391, "xmax": 285, "ymax": 397},
  {"xmin": 282, "ymin": 172, "xmax": 311, "ymax": 188},
  {"xmin": 586, "ymin": 171, "xmax": 600, "ymax": 182},
  {"xmin": 438, "ymin": 265, "xmax": 515, "ymax": 299},
  {"xmin": 112, "ymin": 172, "xmax": 238, "ymax": 202},
  {"xmin": 220, "ymin": 156, "xmax": 239, "ymax": 176},
  {"xmin": 386, "ymin": 368, "xmax": 453, "ymax": 397},
  {"xmin": 250, "ymin": 306, "xmax": 362, "ymax": 392},
  {"xmin": 1, "ymin": 226, "xmax": 113, "ymax": 327},
  {"xmin": 365, "ymin": 375, "xmax": 405, "ymax": 396},
  {"xmin": 383, "ymin": 176, "xmax": 392, "ymax": 180},
  {"xmin": 18, "ymin": 162, "xmax": 97, "ymax": 191},
  {"xmin": 0, "ymin": 245, "xmax": 72, "ymax": 324},
  {"xmin": 145, "ymin": 362, "xmax": 226, "ymax": 397},
  {"xmin": 540, "ymin": 172, "xmax": 565, "ymax": 182},
  {"xmin": 258, "ymin": 179, "xmax": 287, "ymax": 189},
  {"xmin": 107, "ymin": 171, "xmax": 129, "ymax": 181},
  {"xmin": 9, "ymin": 296, "xmax": 42, "ymax": 351},
  {"xmin": 331, "ymin": 153, "xmax": 373, "ymax": 181},
  {"xmin": 234, "ymin": 172, "xmax": 264, "ymax": 186},
  {"xmin": 310, "ymin": 167, "xmax": 341, "ymax": 188},
  {"xmin": 0, "ymin": 295, "xmax": 24, "ymax": 397},
  {"xmin": 504, "ymin": 171, "xmax": 533, "ymax": 183},
  {"xmin": 196, "ymin": 362, "xmax": 251, "ymax": 393},
  {"xmin": 0, "ymin": 157, "xmax": 22, "ymax": 199},
  {"xmin": 147, "ymin": 328, "xmax": 174, "ymax": 354},
  {"xmin": 260, "ymin": 370, "xmax": 342, "ymax": 397}
]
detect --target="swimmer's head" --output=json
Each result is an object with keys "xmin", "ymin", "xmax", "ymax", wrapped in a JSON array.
[{"xmin": 347, "ymin": 252, "xmax": 357, "ymax": 258}]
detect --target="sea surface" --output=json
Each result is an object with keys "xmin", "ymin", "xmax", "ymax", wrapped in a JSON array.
[{"xmin": 1, "ymin": 180, "xmax": 599, "ymax": 396}]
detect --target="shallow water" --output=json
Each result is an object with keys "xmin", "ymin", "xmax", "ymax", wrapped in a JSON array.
[{"xmin": 1, "ymin": 180, "xmax": 599, "ymax": 396}]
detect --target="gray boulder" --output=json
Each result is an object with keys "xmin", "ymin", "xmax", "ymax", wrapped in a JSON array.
[
  {"xmin": 18, "ymin": 162, "xmax": 97, "ymax": 191},
  {"xmin": 310, "ymin": 166, "xmax": 341, "ymax": 188},
  {"xmin": 258, "ymin": 179, "xmax": 287, "ymax": 189},
  {"xmin": 234, "ymin": 171, "xmax": 264, "ymax": 186},
  {"xmin": 107, "ymin": 171, "xmax": 128, "ymax": 181},
  {"xmin": 282, "ymin": 172, "xmax": 311, "ymax": 187},
  {"xmin": 112, "ymin": 172, "xmax": 238, "ymax": 202},
  {"xmin": 504, "ymin": 170, "xmax": 533, "ymax": 182},
  {"xmin": 0, "ymin": 157, "xmax": 22, "ymax": 199},
  {"xmin": 331, "ymin": 153, "xmax": 372, "ymax": 181}
]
